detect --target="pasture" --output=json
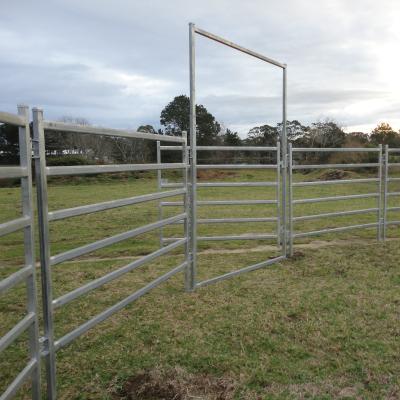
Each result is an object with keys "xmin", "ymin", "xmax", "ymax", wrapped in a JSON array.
[{"xmin": 1, "ymin": 169, "xmax": 399, "ymax": 399}]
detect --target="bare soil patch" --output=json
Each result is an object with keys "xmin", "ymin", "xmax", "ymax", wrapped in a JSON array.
[{"xmin": 197, "ymin": 170, "xmax": 238, "ymax": 180}]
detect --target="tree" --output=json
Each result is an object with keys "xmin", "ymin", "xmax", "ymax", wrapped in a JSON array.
[
  {"xmin": 277, "ymin": 120, "xmax": 309, "ymax": 143},
  {"xmin": 370, "ymin": 123, "xmax": 400, "ymax": 147},
  {"xmin": 246, "ymin": 124, "xmax": 278, "ymax": 146},
  {"xmin": 302, "ymin": 120, "xmax": 346, "ymax": 148},
  {"xmin": 223, "ymin": 129, "xmax": 241, "ymax": 146},
  {"xmin": 160, "ymin": 95, "xmax": 221, "ymax": 145},
  {"xmin": 0, "ymin": 123, "xmax": 19, "ymax": 164}
]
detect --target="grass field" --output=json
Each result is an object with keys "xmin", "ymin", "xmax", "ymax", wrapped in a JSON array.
[{"xmin": 1, "ymin": 169, "xmax": 400, "ymax": 399}]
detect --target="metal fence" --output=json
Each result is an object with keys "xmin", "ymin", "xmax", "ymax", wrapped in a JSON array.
[
  {"xmin": 31, "ymin": 108, "xmax": 189, "ymax": 399},
  {"xmin": 383, "ymin": 145, "xmax": 400, "ymax": 238},
  {"xmin": 0, "ymin": 107, "xmax": 41, "ymax": 400},
  {"xmin": 157, "ymin": 143, "xmax": 285, "ymax": 287},
  {"xmin": 288, "ymin": 145, "xmax": 384, "ymax": 255}
]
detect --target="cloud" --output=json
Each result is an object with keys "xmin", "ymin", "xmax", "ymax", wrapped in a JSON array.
[{"xmin": 0, "ymin": 0, "xmax": 399, "ymax": 134}]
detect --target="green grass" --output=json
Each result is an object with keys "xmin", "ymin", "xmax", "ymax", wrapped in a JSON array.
[{"xmin": 1, "ymin": 169, "xmax": 400, "ymax": 399}]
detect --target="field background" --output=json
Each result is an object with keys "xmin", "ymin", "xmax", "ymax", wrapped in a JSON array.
[{"xmin": 1, "ymin": 168, "xmax": 399, "ymax": 399}]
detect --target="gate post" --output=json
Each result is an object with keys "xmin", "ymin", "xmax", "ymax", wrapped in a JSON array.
[
  {"xmin": 32, "ymin": 108, "xmax": 57, "ymax": 399},
  {"xmin": 188, "ymin": 23, "xmax": 197, "ymax": 291},
  {"xmin": 288, "ymin": 142, "xmax": 294, "ymax": 256},
  {"xmin": 281, "ymin": 66, "xmax": 288, "ymax": 257},
  {"xmin": 18, "ymin": 105, "xmax": 42, "ymax": 400},
  {"xmin": 383, "ymin": 145, "xmax": 389, "ymax": 240}
]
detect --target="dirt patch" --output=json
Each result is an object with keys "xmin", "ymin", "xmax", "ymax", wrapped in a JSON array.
[
  {"xmin": 317, "ymin": 169, "xmax": 357, "ymax": 181},
  {"xmin": 197, "ymin": 170, "xmax": 238, "ymax": 181},
  {"xmin": 114, "ymin": 368, "xmax": 236, "ymax": 400}
]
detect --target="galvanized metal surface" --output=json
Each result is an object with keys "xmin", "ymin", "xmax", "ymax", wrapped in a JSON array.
[{"xmin": 0, "ymin": 106, "xmax": 41, "ymax": 400}]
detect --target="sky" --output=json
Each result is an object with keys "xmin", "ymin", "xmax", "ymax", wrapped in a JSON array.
[{"xmin": 1, "ymin": 0, "xmax": 399, "ymax": 137}]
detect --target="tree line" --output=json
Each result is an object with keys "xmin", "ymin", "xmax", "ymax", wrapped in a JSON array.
[{"xmin": 1, "ymin": 94, "xmax": 399, "ymax": 165}]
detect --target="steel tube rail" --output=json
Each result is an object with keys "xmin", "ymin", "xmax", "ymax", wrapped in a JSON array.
[
  {"xmin": 55, "ymin": 261, "xmax": 187, "ymax": 351},
  {"xmin": 160, "ymin": 145, "xmax": 277, "ymax": 151},
  {"xmin": 196, "ymin": 256, "xmax": 286, "ymax": 288},
  {"xmin": 42, "ymin": 120, "xmax": 185, "ymax": 143},
  {"xmin": 161, "ymin": 181, "xmax": 277, "ymax": 188},
  {"xmin": 48, "ymin": 189, "xmax": 186, "ymax": 221},
  {"xmin": 0, "ymin": 313, "xmax": 35, "ymax": 353},
  {"xmin": 196, "ymin": 217, "xmax": 277, "ymax": 224},
  {"xmin": 387, "ymin": 206, "xmax": 400, "ymax": 212},
  {"xmin": 378, "ymin": 144, "xmax": 385, "ymax": 240},
  {"xmin": 50, "ymin": 213, "xmax": 186, "ymax": 266},
  {"xmin": 293, "ymin": 193, "xmax": 379, "ymax": 204},
  {"xmin": 163, "ymin": 233, "xmax": 277, "ymax": 242},
  {"xmin": 293, "ymin": 178, "xmax": 379, "ymax": 187},
  {"xmin": 0, "ymin": 359, "xmax": 37, "ymax": 400},
  {"xmin": 46, "ymin": 163, "xmax": 187, "ymax": 176},
  {"xmin": 0, "ymin": 216, "xmax": 30, "ymax": 237},
  {"xmin": 383, "ymin": 145, "xmax": 389, "ymax": 240},
  {"xmin": 292, "ymin": 147, "xmax": 380, "ymax": 152},
  {"xmin": 293, "ymin": 223, "xmax": 378, "ymax": 238},
  {"xmin": 196, "ymin": 164, "xmax": 277, "ymax": 169},
  {"xmin": 292, "ymin": 163, "xmax": 379, "ymax": 170},
  {"xmin": 276, "ymin": 142, "xmax": 281, "ymax": 248},
  {"xmin": 387, "ymin": 192, "xmax": 400, "ymax": 197},
  {"xmin": 161, "ymin": 199, "xmax": 277, "ymax": 206},
  {"xmin": 0, "ymin": 266, "xmax": 32, "ymax": 295},
  {"xmin": 388, "ymin": 163, "xmax": 400, "ymax": 167},
  {"xmin": 288, "ymin": 143, "xmax": 293, "ymax": 256},
  {"xmin": 52, "ymin": 239, "xmax": 187, "ymax": 309},
  {"xmin": 0, "ymin": 167, "xmax": 28, "ymax": 179},
  {"xmin": 194, "ymin": 26, "xmax": 286, "ymax": 68},
  {"xmin": 0, "ymin": 110, "xmax": 25, "ymax": 126},
  {"xmin": 293, "ymin": 208, "xmax": 379, "ymax": 222}
]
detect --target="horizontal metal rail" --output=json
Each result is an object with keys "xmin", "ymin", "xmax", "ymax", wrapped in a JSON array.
[
  {"xmin": 196, "ymin": 255, "xmax": 286, "ymax": 288},
  {"xmin": 387, "ymin": 163, "xmax": 400, "ymax": 167},
  {"xmin": 0, "ymin": 359, "xmax": 37, "ymax": 400},
  {"xmin": 52, "ymin": 239, "xmax": 186, "ymax": 309},
  {"xmin": 48, "ymin": 189, "xmax": 186, "ymax": 221},
  {"xmin": 388, "ymin": 148, "xmax": 400, "ymax": 153},
  {"xmin": 46, "ymin": 163, "xmax": 187, "ymax": 176},
  {"xmin": 50, "ymin": 213, "xmax": 186, "ymax": 265},
  {"xmin": 293, "ymin": 222, "xmax": 378, "ymax": 238},
  {"xmin": 0, "ymin": 217, "xmax": 30, "ymax": 237},
  {"xmin": 172, "ymin": 217, "xmax": 278, "ymax": 224},
  {"xmin": 386, "ymin": 220, "xmax": 400, "ymax": 225},
  {"xmin": 54, "ymin": 261, "xmax": 187, "ymax": 351},
  {"xmin": 196, "ymin": 164, "xmax": 277, "ymax": 170},
  {"xmin": 163, "ymin": 233, "xmax": 277, "ymax": 242},
  {"xmin": 293, "ymin": 208, "xmax": 379, "ymax": 221},
  {"xmin": 292, "ymin": 163, "xmax": 379, "ymax": 170},
  {"xmin": 387, "ymin": 206, "xmax": 400, "ymax": 212},
  {"xmin": 293, "ymin": 178, "xmax": 379, "ymax": 187},
  {"xmin": 0, "ymin": 266, "xmax": 32, "ymax": 295},
  {"xmin": 292, "ymin": 147, "xmax": 380, "ymax": 152},
  {"xmin": 387, "ymin": 177, "xmax": 400, "ymax": 182},
  {"xmin": 194, "ymin": 26, "xmax": 286, "ymax": 68},
  {"xmin": 43, "ymin": 120, "xmax": 185, "ymax": 142},
  {"xmin": 293, "ymin": 193, "xmax": 379, "ymax": 204},
  {"xmin": 161, "ymin": 181, "xmax": 277, "ymax": 188},
  {"xmin": 0, "ymin": 111, "xmax": 25, "ymax": 127},
  {"xmin": 160, "ymin": 145, "xmax": 277, "ymax": 151},
  {"xmin": 387, "ymin": 192, "xmax": 400, "ymax": 197},
  {"xmin": 0, "ymin": 313, "xmax": 35, "ymax": 353},
  {"xmin": 0, "ymin": 167, "xmax": 28, "ymax": 179},
  {"xmin": 161, "ymin": 199, "xmax": 277, "ymax": 206}
]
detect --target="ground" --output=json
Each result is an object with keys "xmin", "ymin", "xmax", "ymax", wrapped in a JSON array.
[{"xmin": 0, "ymin": 169, "xmax": 399, "ymax": 399}]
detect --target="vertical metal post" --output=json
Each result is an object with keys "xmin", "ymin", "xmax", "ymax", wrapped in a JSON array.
[
  {"xmin": 156, "ymin": 141, "xmax": 164, "ymax": 247},
  {"xmin": 383, "ymin": 145, "xmax": 389, "ymax": 240},
  {"xmin": 288, "ymin": 143, "xmax": 294, "ymax": 256},
  {"xmin": 18, "ymin": 105, "xmax": 41, "ymax": 399},
  {"xmin": 276, "ymin": 141, "xmax": 281, "ymax": 248},
  {"xmin": 182, "ymin": 131, "xmax": 191, "ymax": 291},
  {"xmin": 32, "ymin": 108, "xmax": 57, "ymax": 399},
  {"xmin": 188, "ymin": 22, "xmax": 197, "ymax": 290},
  {"xmin": 377, "ymin": 144, "xmax": 383, "ymax": 241},
  {"xmin": 281, "ymin": 66, "xmax": 288, "ymax": 257}
]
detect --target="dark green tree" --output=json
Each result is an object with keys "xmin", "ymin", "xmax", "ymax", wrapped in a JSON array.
[
  {"xmin": 223, "ymin": 129, "xmax": 242, "ymax": 146},
  {"xmin": 246, "ymin": 124, "xmax": 278, "ymax": 146},
  {"xmin": 0, "ymin": 124, "xmax": 19, "ymax": 164},
  {"xmin": 160, "ymin": 95, "xmax": 221, "ymax": 145},
  {"xmin": 370, "ymin": 123, "xmax": 400, "ymax": 147}
]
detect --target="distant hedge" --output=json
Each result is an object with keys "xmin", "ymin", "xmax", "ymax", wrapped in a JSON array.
[{"xmin": 46, "ymin": 155, "xmax": 91, "ymax": 166}]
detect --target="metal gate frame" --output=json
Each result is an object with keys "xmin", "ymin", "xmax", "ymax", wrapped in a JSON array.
[
  {"xmin": 288, "ymin": 145, "xmax": 384, "ymax": 255},
  {"xmin": 157, "ymin": 142, "xmax": 284, "ymax": 287},
  {"xmin": 187, "ymin": 23, "xmax": 288, "ymax": 289},
  {"xmin": 31, "ymin": 108, "xmax": 189, "ymax": 399},
  {"xmin": 383, "ymin": 145, "xmax": 400, "ymax": 238},
  {"xmin": 0, "ymin": 106, "xmax": 41, "ymax": 400}
]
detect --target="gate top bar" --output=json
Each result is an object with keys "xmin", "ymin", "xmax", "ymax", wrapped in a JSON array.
[
  {"xmin": 42, "ymin": 120, "xmax": 185, "ymax": 143},
  {"xmin": 292, "ymin": 147, "xmax": 380, "ymax": 152},
  {"xmin": 193, "ymin": 25, "xmax": 286, "ymax": 69}
]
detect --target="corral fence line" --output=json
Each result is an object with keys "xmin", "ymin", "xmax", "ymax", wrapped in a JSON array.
[{"xmin": 1, "ymin": 23, "xmax": 399, "ymax": 400}]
